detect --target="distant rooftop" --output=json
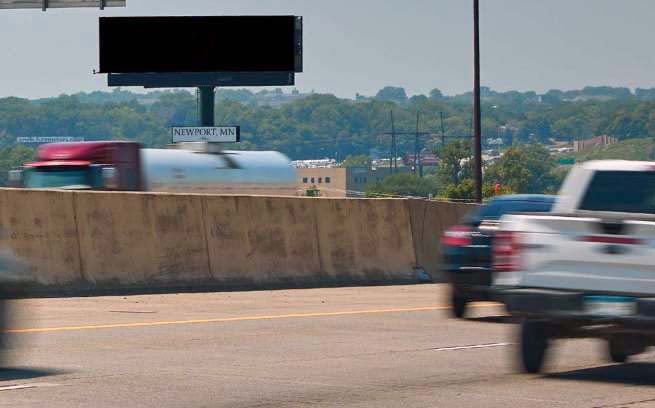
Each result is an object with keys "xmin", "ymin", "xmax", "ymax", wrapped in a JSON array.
[{"xmin": 291, "ymin": 159, "xmax": 338, "ymax": 168}]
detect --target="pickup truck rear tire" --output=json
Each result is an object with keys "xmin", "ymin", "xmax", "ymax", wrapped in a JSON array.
[
  {"xmin": 520, "ymin": 320, "xmax": 549, "ymax": 373},
  {"xmin": 608, "ymin": 335, "xmax": 646, "ymax": 363},
  {"xmin": 451, "ymin": 292, "xmax": 468, "ymax": 319},
  {"xmin": 609, "ymin": 346, "xmax": 628, "ymax": 363}
]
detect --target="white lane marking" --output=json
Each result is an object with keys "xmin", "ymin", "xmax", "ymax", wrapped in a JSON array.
[
  {"xmin": 0, "ymin": 382, "xmax": 58, "ymax": 391},
  {"xmin": 432, "ymin": 342, "xmax": 512, "ymax": 352}
]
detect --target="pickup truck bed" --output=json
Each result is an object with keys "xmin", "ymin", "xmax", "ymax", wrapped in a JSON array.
[
  {"xmin": 493, "ymin": 160, "xmax": 655, "ymax": 373},
  {"xmin": 495, "ymin": 212, "xmax": 655, "ymax": 295}
]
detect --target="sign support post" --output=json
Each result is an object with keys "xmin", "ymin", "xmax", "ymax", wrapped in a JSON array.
[{"xmin": 199, "ymin": 86, "xmax": 215, "ymax": 127}]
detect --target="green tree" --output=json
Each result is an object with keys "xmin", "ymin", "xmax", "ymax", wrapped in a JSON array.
[
  {"xmin": 409, "ymin": 95, "xmax": 428, "ymax": 105},
  {"xmin": 429, "ymin": 88, "xmax": 444, "ymax": 100},
  {"xmin": 366, "ymin": 173, "xmax": 437, "ymax": 197},
  {"xmin": 436, "ymin": 140, "xmax": 472, "ymax": 186},
  {"xmin": 443, "ymin": 179, "xmax": 475, "ymax": 200},
  {"xmin": 0, "ymin": 144, "xmax": 34, "ymax": 186},
  {"xmin": 486, "ymin": 144, "xmax": 559, "ymax": 194},
  {"xmin": 442, "ymin": 179, "xmax": 506, "ymax": 200},
  {"xmin": 374, "ymin": 87, "xmax": 408, "ymax": 104},
  {"xmin": 341, "ymin": 154, "xmax": 370, "ymax": 168}
]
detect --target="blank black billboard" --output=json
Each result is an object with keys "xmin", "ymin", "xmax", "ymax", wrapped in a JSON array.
[{"xmin": 99, "ymin": 16, "xmax": 302, "ymax": 74}]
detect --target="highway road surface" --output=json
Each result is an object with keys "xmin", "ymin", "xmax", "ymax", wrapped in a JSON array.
[{"xmin": 1, "ymin": 284, "xmax": 655, "ymax": 407}]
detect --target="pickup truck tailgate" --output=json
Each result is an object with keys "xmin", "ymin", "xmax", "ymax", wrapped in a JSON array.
[{"xmin": 498, "ymin": 214, "xmax": 655, "ymax": 295}]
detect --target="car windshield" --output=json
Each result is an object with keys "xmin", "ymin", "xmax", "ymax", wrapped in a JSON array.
[
  {"xmin": 464, "ymin": 198, "xmax": 554, "ymax": 225},
  {"xmin": 24, "ymin": 167, "xmax": 92, "ymax": 189}
]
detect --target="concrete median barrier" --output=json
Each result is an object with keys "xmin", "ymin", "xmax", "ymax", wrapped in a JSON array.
[
  {"xmin": 74, "ymin": 192, "xmax": 212, "ymax": 289},
  {"xmin": 454, "ymin": 202, "xmax": 477, "ymax": 221},
  {"xmin": 0, "ymin": 189, "xmax": 82, "ymax": 287},
  {"xmin": 203, "ymin": 195, "xmax": 322, "ymax": 287},
  {"xmin": 314, "ymin": 198, "xmax": 417, "ymax": 284},
  {"xmin": 407, "ymin": 199, "xmax": 441, "ymax": 281},
  {"xmin": 0, "ymin": 188, "xmax": 475, "ymax": 295},
  {"xmin": 407, "ymin": 200, "xmax": 478, "ymax": 282}
]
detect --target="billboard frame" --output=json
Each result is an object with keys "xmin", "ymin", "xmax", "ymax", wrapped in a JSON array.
[
  {"xmin": 99, "ymin": 16, "xmax": 302, "ymax": 76},
  {"xmin": 101, "ymin": 15, "xmax": 303, "ymax": 127},
  {"xmin": 107, "ymin": 71, "xmax": 295, "ymax": 88},
  {"xmin": 0, "ymin": 0, "xmax": 125, "ymax": 11}
]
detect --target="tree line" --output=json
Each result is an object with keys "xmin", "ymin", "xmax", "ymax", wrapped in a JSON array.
[
  {"xmin": 366, "ymin": 142, "xmax": 563, "ymax": 200},
  {"xmin": 1, "ymin": 85, "xmax": 655, "ymax": 188},
  {"xmin": 3, "ymin": 86, "xmax": 655, "ymax": 158}
]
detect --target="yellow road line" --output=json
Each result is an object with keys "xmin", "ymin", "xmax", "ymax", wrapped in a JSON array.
[{"xmin": 5, "ymin": 303, "xmax": 498, "ymax": 334}]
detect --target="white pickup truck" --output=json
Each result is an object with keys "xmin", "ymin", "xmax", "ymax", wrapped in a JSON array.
[{"xmin": 494, "ymin": 160, "xmax": 655, "ymax": 373}]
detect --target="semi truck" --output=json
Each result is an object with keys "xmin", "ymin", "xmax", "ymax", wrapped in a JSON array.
[
  {"xmin": 494, "ymin": 160, "xmax": 655, "ymax": 373},
  {"xmin": 8, "ymin": 141, "xmax": 298, "ymax": 196}
]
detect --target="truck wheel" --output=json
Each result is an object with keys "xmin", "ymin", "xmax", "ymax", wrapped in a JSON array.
[
  {"xmin": 520, "ymin": 320, "xmax": 549, "ymax": 373},
  {"xmin": 451, "ymin": 292, "xmax": 468, "ymax": 319},
  {"xmin": 608, "ymin": 335, "xmax": 644, "ymax": 363},
  {"xmin": 609, "ymin": 345, "xmax": 628, "ymax": 363}
]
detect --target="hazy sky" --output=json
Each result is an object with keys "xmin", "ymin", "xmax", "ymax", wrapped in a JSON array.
[{"xmin": 0, "ymin": 0, "xmax": 654, "ymax": 99}]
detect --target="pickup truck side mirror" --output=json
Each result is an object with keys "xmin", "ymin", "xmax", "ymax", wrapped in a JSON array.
[{"xmin": 102, "ymin": 167, "xmax": 119, "ymax": 190}]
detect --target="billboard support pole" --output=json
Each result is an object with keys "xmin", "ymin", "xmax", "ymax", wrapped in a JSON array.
[{"xmin": 199, "ymin": 86, "xmax": 215, "ymax": 127}]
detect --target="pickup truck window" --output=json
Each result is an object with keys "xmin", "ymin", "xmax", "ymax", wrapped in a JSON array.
[{"xmin": 579, "ymin": 171, "xmax": 655, "ymax": 214}]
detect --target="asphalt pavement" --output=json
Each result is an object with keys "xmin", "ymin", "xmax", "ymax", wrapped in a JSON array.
[{"xmin": 1, "ymin": 284, "xmax": 654, "ymax": 407}]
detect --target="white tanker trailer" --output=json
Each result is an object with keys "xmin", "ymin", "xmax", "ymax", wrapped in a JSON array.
[
  {"xmin": 10, "ymin": 141, "xmax": 299, "ymax": 196},
  {"xmin": 141, "ymin": 146, "xmax": 298, "ymax": 196}
]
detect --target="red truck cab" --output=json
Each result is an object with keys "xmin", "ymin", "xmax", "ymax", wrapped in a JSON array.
[{"xmin": 11, "ymin": 141, "xmax": 142, "ymax": 191}]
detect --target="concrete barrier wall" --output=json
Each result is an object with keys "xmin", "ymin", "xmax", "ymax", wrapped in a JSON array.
[
  {"xmin": 408, "ymin": 200, "xmax": 478, "ymax": 281},
  {"xmin": 0, "ymin": 189, "xmax": 83, "ymax": 287},
  {"xmin": 203, "ymin": 195, "xmax": 322, "ymax": 287},
  {"xmin": 314, "ymin": 198, "xmax": 417, "ymax": 284},
  {"xmin": 75, "ymin": 192, "xmax": 212, "ymax": 288},
  {"xmin": 0, "ymin": 189, "xmax": 472, "ymax": 294}
]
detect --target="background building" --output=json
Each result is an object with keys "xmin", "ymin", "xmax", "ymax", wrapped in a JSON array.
[
  {"xmin": 297, "ymin": 167, "xmax": 409, "ymax": 197},
  {"xmin": 573, "ymin": 135, "xmax": 618, "ymax": 152}
]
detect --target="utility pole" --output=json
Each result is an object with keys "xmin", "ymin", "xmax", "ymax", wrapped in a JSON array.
[
  {"xmin": 376, "ymin": 123, "xmax": 452, "ymax": 175},
  {"xmin": 440, "ymin": 111, "xmax": 446, "ymax": 147},
  {"xmin": 414, "ymin": 111, "xmax": 420, "ymax": 175},
  {"xmin": 390, "ymin": 110, "xmax": 397, "ymax": 173},
  {"xmin": 389, "ymin": 111, "xmax": 394, "ymax": 174},
  {"xmin": 472, "ymin": 0, "xmax": 483, "ymax": 203}
]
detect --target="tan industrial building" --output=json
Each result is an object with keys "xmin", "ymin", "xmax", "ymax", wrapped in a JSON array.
[
  {"xmin": 297, "ymin": 167, "xmax": 408, "ymax": 197},
  {"xmin": 573, "ymin": 135, "xmax": 618, "ymax": 152}
]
